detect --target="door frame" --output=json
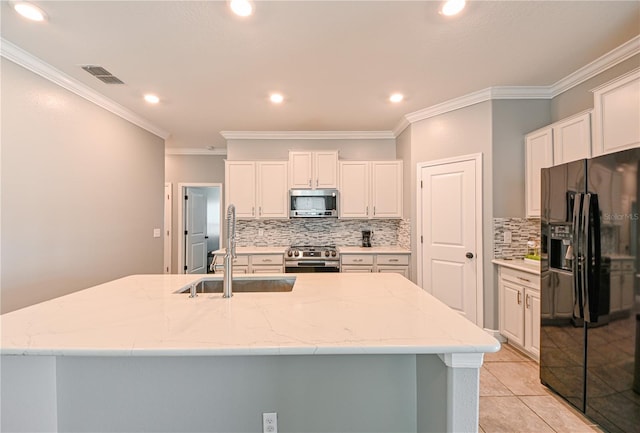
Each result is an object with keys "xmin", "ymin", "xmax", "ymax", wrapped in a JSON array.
[
  {"xmin": 415, "ymin": 153, "xmax": 484, "ymax": 328},
  {"xmin": 177, "ymin": 182, "xmax": 223, "ymax": 274},
  {"xmin": 164, "ymin": 182, "xmax": 172, "ymax": 274}
]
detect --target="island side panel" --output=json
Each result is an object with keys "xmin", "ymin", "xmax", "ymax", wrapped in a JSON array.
[
  {"xmin": 1, "ymin": 356, "xmax": 58, "ymax": 432},
  {"xmin": 56, "ymin": 354, "xmax": 418, "ymax": 433}
]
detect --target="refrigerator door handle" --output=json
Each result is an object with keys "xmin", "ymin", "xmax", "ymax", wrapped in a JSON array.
[
  {"xmin": 585, "ymin": 193, "xmax": 601, "ymax": 323},
  {"xmin": 580, "ymin": 193, "xmax": 591, "ymax": 322},
  {"xmin": 572, "ymin": 193, "xmax": 585, "ymax": 320}
]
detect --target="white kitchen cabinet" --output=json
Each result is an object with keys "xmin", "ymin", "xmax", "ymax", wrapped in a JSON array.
[
  {"xmin": 289, "ymin": 151, "xmax": 338, "ymax": 189},
  {"xmin": 250, "ymin": 254, "xmax": 284, "ymax": 273},
  {"xmin": 498, "ymin": 266, "xmax": 540, "ymax": 359},
  {"xmin": 212, "ymin": 254, "xmax": 249, "ymax": 274},
  {"xmin": 553, "ymin": 111, "xmax": 592, "ymax": 164},
  {"xmin": 341, "ymin": 252, "xmax": 409, "ymax": 278},
  {"xmin": 592, "ymin": 69, "xmax": 640, "ymax": 156},
  {"xmin": 525, "ymin": 127, "xmax": 553, "ymax": 218},
  {"xmin": 339, "ymin": 160, "xmax": 403, "ymax": 219},
  {"xmin": 225, "ymin": 161, "xmax": 288, "ymax": 219}
]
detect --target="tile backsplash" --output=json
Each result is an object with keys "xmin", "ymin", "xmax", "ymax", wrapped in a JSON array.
[
  {"xmin": 494, "ymin": 218, "xmax": 541, "ymax": 259},
  {"xmin": 235, "ymin": 218, "xmax": 408, "ymax": 247}
]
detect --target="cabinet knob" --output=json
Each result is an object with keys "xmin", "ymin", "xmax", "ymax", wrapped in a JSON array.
[{"xmin": 466, "ymin": 252, "xmax": 474, "ymax": 259}]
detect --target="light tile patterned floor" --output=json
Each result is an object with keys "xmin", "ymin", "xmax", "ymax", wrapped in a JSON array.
[{"xmin": 480, "ymin": 344, "xmax": 603, "ymax": 433}]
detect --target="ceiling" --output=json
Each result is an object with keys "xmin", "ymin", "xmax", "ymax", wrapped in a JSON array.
[{"xmin": 1, "ymin": 1, "xmax": 639, "ymax": 150}]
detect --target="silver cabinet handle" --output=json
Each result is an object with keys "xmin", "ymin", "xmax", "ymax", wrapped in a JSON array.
[
  {"xmin": 517, "ymin": 276, "xmax": 531, "ymax": 283},
  {"xmin": 517, "ymin": 291, "xmax": 522, "ymax": 305},
  {"xmin": 373, "ymin": 206, "xmax": 376, "ymax": 216},
  {"xmin": 389, "ymin": 259, "xmax": 398, "ymax": 262},
  {"xmin": 262, "ymin": 259, "xmax": 272, "ymax": 263},
  {"xmin": 259, "ymin": 206, "xmax": 262, "ymax": 216},
  {"xmin": 525, "ymin": 294, "xmax": 530, "ymax": 308},
  {"xmin": 316, "ymin": 179, "xmax": 319, "ymax": 187},
  {"xmin": 354, "ymin": 258, "xmax": 363, "ymax": 262},
  {"xmin": 366, "ymin": 206, "xmax": 369, "ymax": 216}
]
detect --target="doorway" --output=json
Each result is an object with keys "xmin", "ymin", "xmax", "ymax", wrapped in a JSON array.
[
  {"xmin": 416, "ymin": 153, "xmax": 483, "ymax": 327},
  {"xmin": 177, "ymin": 183, "xmax": 222, "ymax": 274}
]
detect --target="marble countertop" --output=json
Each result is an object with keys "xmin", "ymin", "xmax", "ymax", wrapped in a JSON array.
[
  {"xmin": 212, "ymin": 246, "xmax": 289, "ymax": 255},
  {"xmin": 492, "ymin": 259, "xmax": 541, "ymax": 275},
  {"xmin": 339, "ymin": 246, "xmax": 410, "ymax": 254},
  {"xmin": 0, "ymin": 273, "xmax": 498, "ymax": 357}
]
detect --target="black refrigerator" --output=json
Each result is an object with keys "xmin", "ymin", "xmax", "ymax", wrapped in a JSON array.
[{"xmin": 540, "ymin": 147, "xmax": 640, "ymax": 432}]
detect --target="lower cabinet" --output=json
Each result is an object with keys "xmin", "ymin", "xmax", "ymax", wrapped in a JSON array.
[
  {"xmin": 341, "ymin": 253, "xmax": 410, "ymax": 278},
  {"xmin": 213, "ymin": 253, "xmax": 284, "ymax": 274},
  {"xmin": 610, "ymin": 259, "xmax": 635, "ymax": 314},
  {"xmin": 498, "ymin": 266, "xmax": 540, "ymax": 359}
]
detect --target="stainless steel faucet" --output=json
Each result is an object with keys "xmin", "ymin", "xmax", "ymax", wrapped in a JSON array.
[{"xmin": 223, "ymin": 204, "xmax": 237, "ymax": 298}]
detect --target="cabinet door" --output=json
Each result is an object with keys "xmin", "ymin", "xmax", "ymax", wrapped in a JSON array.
[
  {"xmin": 500, "ymin": 280, "xmax": 524, "ymax": 346},
  {"xmin": 525, "ymin": 128, "xmax": 553, "ymax": 218},
  {"xmin": 225, "ymin": 161, "xmax": 256, "ymax": 218},
  {"xmin": 621, "ymin": 270, "xmax": 635, "ymax": 311},
  {"xmin": 553, "ymin": 271, "xmax": 574, "ymax": 318},
  {"xmin": 553, "ymin": 112, "xmax": 591, "ymax": 164},
  {"xmin": 257, "ymin": 162, "xmax": 289, "ymax": 219},
  {"xmin": 289, "ymin": 151, "xmax": 313, "ymax": 188},
  {"xmin": 371, "ymin": 161, "xmax": 402, "ymax": 219},
  {"xmin": 610, "ymin": 270, "xmax": 623, "ymax": 313},
  {"xmin": 525, "ymin": 289, "xmax": 541, "ymax": 359},
  {"xmin": 341, "ymin": 265, "xmax": 374, "ymax": 273},
  {"xmin": 377, "ymin": 266, "xmax": 409, "ymax": 278},
  {"xmin": 592, "ymin": 70, "xmax": 640, "ymax": 156},
  {"xmin": 314, "ymin": 151, "xmax": 338, "ymax": 189},
  {"xmin": 339, "ymin": 161, "xmax": 370, "ymax": 218}
]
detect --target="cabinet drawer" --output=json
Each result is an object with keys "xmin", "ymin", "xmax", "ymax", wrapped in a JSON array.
[
  {"xmin": 251, "ymin": 266, "xmax": 284, "ymax": 274},
  {"xmin": 341, "ymin": 255, "xmax": 374, "ymax": 265},
  {"xmin": 376, "ymin": 254, "xmax": 409, "ymax": 265},
  {"xmin": 501, "ymin": 268, "xmax": 539, "ymax": 290},
  {"xmin": 250, "ymin": 254, "xmax": 283, "ymax": 265},
  {"xmin": 232, "ymin": 255, "xmax": 249, "ymax": 266},
  {"xmin": 622, "ymin": 261, "xmax": 635, "ymax": 271}
]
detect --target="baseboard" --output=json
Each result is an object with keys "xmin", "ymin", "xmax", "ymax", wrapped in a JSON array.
[{"xmin": 484, "ymin": 328, "xmax": 506, "ymax": 342}]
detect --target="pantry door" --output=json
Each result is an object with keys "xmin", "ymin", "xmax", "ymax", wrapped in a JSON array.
[
  {"xmin": 418, "ymin": 154, "xmax": 483, "ymax": 326},
  {"xmin": 185, "ymin": 187, "xmax": 207, "ymax": 274}
]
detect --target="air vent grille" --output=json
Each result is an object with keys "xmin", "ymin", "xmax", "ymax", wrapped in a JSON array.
[{"xmin": 81, "ymin": 65, "xmax": 124, "ymax": 84}]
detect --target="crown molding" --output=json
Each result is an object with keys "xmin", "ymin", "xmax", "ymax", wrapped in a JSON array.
[
  {"xmin": 165, "ymin": 147, "xmax": 227, "ymax": 156},
  {"xmin": 392, "ymin": 117, "xmax": 411, "ymax": 137},
  {"xmin": 219, "ymin": 130, "xmax": 396, "ymax": 140},
  {"xmin": 404, "ymin": 88, "xmax": 492, "ymax": 124},
  {"xmin": 1, "ymin": 38, "xmax": 170, "ymax": 139},
  {"xmin": 551, "ymin": 34, "xmax": 640, "ymax": 97}
]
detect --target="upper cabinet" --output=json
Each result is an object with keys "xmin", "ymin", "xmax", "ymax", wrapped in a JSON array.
[
  {"xmin": 225, "ymin": 160, "xmax": 288, "ymax": 219},
  {"xmin": 525, "ymin": 127, "xmax": 553, "ymax": 218},
  {"xmin": 553, "ymin": 111, "xmax": 591, "ymax": 164},
  {"xmin": 339, "ymin": 160, "xmax": 403, "ymax": 219},
  {"xmin": 289, "ymin": 151, "xmax": 338, "ymax": 189},
  {"xmin": 591, "ymin": 69, "xmax": 640, "ymax": 157}
]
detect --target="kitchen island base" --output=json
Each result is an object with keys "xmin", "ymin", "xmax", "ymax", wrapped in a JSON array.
[{"xmin": 2, "ymin": 352, "xmax": 482, "ymax": 433}]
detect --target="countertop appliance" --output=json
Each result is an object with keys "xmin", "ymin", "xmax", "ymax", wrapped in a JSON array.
[
  {"xmin": 284, "ymin": 245, "xmax": 340, "ymax": 272},
  {"xmin": 540, "ymin": 148, "xmax": 640, "ymax": 432},
  {"xmin": 290, "ymin": 189, "xmax": 338, "ymax": 218},
  {"xmin": 361, "ymin": 230, "xmax": 372, "ymax": 247}
]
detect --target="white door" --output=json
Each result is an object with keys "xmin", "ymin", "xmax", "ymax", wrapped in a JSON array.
[
  {"xmin": 185, "ymin": 188, "xmax": 207, "ymax": 274},
  {"xmin": 419, "ymin": 156, "xmax": 481, "ymax": 325}
]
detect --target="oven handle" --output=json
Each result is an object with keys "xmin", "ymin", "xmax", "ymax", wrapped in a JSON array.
[{"xmin": 285, "ymin": 261, "xmax": 340, "ymax": 268}]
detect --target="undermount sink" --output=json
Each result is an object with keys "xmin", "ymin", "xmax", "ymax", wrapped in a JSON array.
[{"xmin": 177, "ymin": 277, "xmax": 296, "ymax": 294}]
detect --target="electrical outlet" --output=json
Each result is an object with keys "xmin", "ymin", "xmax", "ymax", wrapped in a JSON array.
[
  {"xmin": 258, "ymin": 228, "xmax": 264, "ymax": 237},
  {"xmin": 503, "ymin": 231, "xmax": 512, "ymax": 243},
  {"xmin": 262, "ymin": 412, "xmax": 277, "ymax": 433}
]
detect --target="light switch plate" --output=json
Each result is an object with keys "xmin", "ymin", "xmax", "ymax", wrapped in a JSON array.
[
  {"xmin": 153, "ymin": 228, "xmax": 161, "ymax": 238},
  {"xmin": 503, "ymin": 231, "xmax": 512, "ymax": 243}
]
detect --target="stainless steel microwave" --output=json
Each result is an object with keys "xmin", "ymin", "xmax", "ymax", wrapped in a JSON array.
[{"xmin": 289, "ymin": 189, "xmax": 338, "ymax": 218}]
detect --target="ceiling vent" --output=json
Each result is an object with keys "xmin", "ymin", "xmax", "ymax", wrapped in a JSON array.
[{"xmin": 81, "ymin": 65, "xmax": 124, "ymax": 84}]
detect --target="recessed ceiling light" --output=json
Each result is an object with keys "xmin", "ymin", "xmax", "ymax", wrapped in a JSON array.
[
  {"xmin": 144, "ymin": 94, "xmax": 160, "ymax": 104},
  {"xmin": 270, "ymin": 93, "xmax": 284, "ymax": 104},
  {"xmin": 441, "ymin": 0, "xmax": 466, "ymax": 16},
  {"xmin": 390, "ymin": 93, "xmax": 404, "ymax": 103},
  {"xmin": 13, "ymin": 2, "xmax": 47, "ymax": 21},
  {"xmin": 230, "ymin": 0, "xmax": 253, "ymax": 17}
]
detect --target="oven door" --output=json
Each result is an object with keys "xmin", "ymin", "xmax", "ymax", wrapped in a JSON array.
[{"xmin": 284, "ymin": 261, "xmax": 340, "ymax": 273}]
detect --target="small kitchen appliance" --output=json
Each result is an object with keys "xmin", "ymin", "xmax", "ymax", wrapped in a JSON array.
[
  {"xmin": 284, "ymin": 245, "xmax": 340, "ymax": 273},
  {"xmin": 361, "ymin": 230, "xmax": 372, "ymax": 248},
  {"xmin": 289, "ymin": 189, "xmax": 338, "ymax": 218}
]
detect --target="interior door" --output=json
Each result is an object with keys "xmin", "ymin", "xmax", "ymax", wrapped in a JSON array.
[
  {"xmin": 185, "ymin": 187, "xmax": 207, "ymax": 274},
  {"xmin": 420, "ymin": 158, "xmax": 478, "ymax": 324}
]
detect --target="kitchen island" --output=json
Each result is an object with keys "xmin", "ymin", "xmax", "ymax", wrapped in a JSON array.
[{"xmin": 1, "ymin": 273, "xmax": 499, "ymax": 433}]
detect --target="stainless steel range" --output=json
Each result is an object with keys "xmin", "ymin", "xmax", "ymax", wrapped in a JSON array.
[{"xmin": 284, "ymin": 245, "xmax": 340, "ymax": 273}]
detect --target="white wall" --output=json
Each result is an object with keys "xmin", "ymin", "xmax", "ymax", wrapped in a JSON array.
[
  {"xmin": 227, "ymin": 138, "xmax": 396, "ymax": 161},
  {"xmin": 1, "ymin": 59, "xmax": 165, "ymax": 313}
]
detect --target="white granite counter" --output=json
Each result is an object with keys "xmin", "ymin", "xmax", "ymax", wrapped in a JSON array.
[
  {"xmin": 211, "ymin": 246, "xmax": 288, "ymax": 255},
  {"xmin": 492, "ymin": 258, "xmax": 541, "ymax": 275},
  {"xmin": 0, "ymin": 273, "xmax": 497, "ymax": 357},
  {"xmin": 339, "ymin": 246, "xmax": 410, "ymax": 254}
]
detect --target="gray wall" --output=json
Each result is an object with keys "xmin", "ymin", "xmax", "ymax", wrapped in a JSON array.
[
  {"xmin": 551, "ymin": 54, "xmax": 640, "ymax": 121},
  {"xmin": 492, "ymin": 99, "xmax": 551, "ymax": 218},
  {"xmin": 227, "ymin": 138, "xmax": 396, "ymax": 161},
  {"xmin": 165, "ymin": 154, "xmax": 226, "ymax": 272},
  {"xmin": 1, "ymin": 59, "xmax": 165, "ymax": 314}
]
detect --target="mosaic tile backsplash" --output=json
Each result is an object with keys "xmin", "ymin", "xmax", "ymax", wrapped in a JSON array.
[
  {"xmin": 235, "ymin": 218, "xmax": 408, "ymax": 247},
  {"xmin": 493, "ymin": 218, "xmax": 541, "ymax": 259}
]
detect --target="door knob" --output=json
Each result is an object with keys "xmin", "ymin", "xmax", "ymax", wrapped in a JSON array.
[{"xmin": 466, "ymin": 252, "xmax": 474, "ymax": 259}]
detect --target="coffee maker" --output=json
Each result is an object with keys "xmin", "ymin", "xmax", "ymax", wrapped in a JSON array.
[{"xmin": 361, "ymin": 230, "xmax": 372, "ymax": 248}]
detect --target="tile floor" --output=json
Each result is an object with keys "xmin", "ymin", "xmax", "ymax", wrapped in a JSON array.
[{"xmin": 479, "ymin": 343, "xmax": 603, "ymax": 433}]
